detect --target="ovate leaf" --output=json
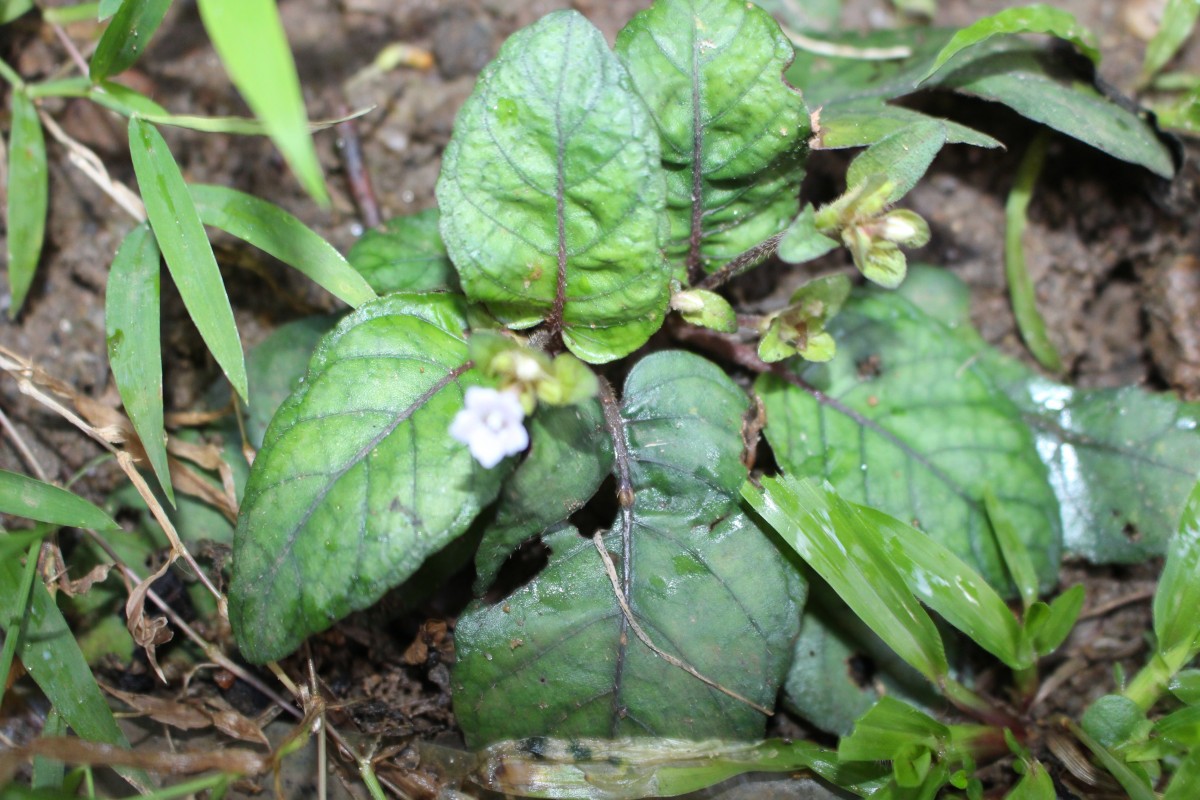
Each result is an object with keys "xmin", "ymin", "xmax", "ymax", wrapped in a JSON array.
[
  {"xmin": 920, "ymin": 4, "xmax": 1100, "ymax": 84},
  {"xmin": 757, "ymin": 290, "xmax": 1062, "ymax": 591},
  {"xmin": 6, "ymin": 90, "xmax": 47, "ymax": 317},
  {"xmin": 190, "ymin": 184, "xmax": 376, "ymax": 308},
  {"xmin": 230, "ymin": 294, "xmax": 507, "ymax": 662},
  {"xmin": 454, "ymin": 351, "xmax": 804, "ymax": 744},
  {"xmin": 128, "ymin": 117, "xmax": 248, "ymax": 402},
  {"xmin": 474, "ymin": 400, "xmax": 613, "ymax": 593},
  {"xmin": 347, "ymin": 209, "xmax": 458, "ymax": 294},
  {"xmin": 196, "ymin": 0, "xmax": 327, "ymax": 203},
  {"xmin": 0, "ymin": 471, "xmax": 118, "ymax": 531},
  {"xmin": 846, "ymin": 119, "xmax": 946, "ymax": 203},
  {"xmin": 437, "ymin": 11, "xmax": 669, "ymax": 364},
  {"xmin": 105, "ymin": 222, "xmax": 173, "ymax": 503},
  {"xmin": 615, "ymin": 0, "xmax": 809, "ymax": 277},
  {"xmin": 90, "ymin": 0, "xmax": 171, "ymax": 81}
]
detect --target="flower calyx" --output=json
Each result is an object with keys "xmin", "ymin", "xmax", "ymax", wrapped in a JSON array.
[
  {"xmin": 468, "ymin": 331, "xmax": 599, "ymax": 414},
  {"xmin": 758, "ymin": 273, "xmax": 851, "ymax": 364}
]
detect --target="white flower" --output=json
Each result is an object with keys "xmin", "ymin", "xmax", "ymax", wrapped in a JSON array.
[{"xmin": 449, "ymin": 386, "xmax": 529, "ymax": 468}]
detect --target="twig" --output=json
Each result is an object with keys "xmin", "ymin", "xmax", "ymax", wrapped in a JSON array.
[
  {"xmin": 37, "ymin": 110, "xmax": 147, "ymax": 221},
  {"xmin": 336, "ymin": 105, "xmax": 381, "ymax": 229},
  {"xmin": 1078, "ymin": 586, "xmax": 1157, "ymax": 620},
  {"xmin": 695, "ymin": 232, "xmax": 785, "ymax": 291},
  {"xmin": 0, "ymin": 405, "xmax": 49, "ymax": 481},
  {"xmin": 590, "ymin": 532, "xmax": 772, "ymax": 716},
  {"xmin": 49, "ymin": 21, "xmax": 90, "ymax": 76}
]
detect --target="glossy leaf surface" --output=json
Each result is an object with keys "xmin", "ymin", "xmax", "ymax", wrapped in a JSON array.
[
  {"xmin": 757, "ymin": 290, "xmax": 1062, "ymax": 591},
  {"xmin": 1154, "ymin": 481, "xmax": 1200, "ymax": 662},
  {"xmin": 615, "ymin": 0, "xmax": 808, "ymax": 276},
  {"xmin": 5, "ymin": 90, "xmax": 47, "ymax": 317},
  {"xmin": 244, "ymin": 315, "xmax": 340, "ymax": 449},
  {"xmin": 190, "ymin": 184, "xmax": 376, "ymax": 308},
  {"xmin": 128, "ymin": 117, "xmax": 248, "ymax": 402},
  {"xmin": 347, "ymin": 209, "xmax": 458, "ymax": 294},
  {"xmin": 437, "ymin": 11, "xmax": 669, "ymax": 363},
  {"xmin": 474, "ymin": 400, "xmax": 613, "ymax": 593},
  {"xmin": 105, "ymin": 223, "xmax": 172, "ymax": 503},
  {"xmin": 230, "ymin": 295, "xmax": 506, "ymax": 662},
  {"xmin": 455, "ymin": 352, "xmax": 804, "ymax": 744},
  {"xmin": 90, "ymin": 0, "xmax": 170, "ymax": 81}
]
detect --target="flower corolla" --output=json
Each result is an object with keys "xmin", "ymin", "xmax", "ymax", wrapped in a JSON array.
[{"xmin": 449, "ymin": 386, "xmax": 529, "ymax": 468}]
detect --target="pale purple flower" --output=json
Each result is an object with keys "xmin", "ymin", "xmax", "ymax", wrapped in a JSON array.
[{"xmin": 449, "ymin": 386, "xmax": 529, "ymax": 468}]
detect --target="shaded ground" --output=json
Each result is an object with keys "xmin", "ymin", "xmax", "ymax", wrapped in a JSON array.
[{"xmin": 2, "ymin": 0, "xmax": 1199, "ymax": 797}]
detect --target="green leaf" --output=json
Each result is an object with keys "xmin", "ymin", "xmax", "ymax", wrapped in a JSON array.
[
  {"xmin": 670, "ymin": 289, "xmax": 737, "ymax": 333},
  {"xmin": 98, "ymin": 0, "xmax": 122, "ymax": 19},
  {"xmin": 757, "ymin": 290, "xmax": 1062, "ymax": 591},
  {"xmin": 758, "ymin": 273, "xmax": 851, "ymax": 364},
  {"xmin": 1142, "ymin": 0, "xmax": 1200, "ymax": 82},
  {"xmin": 778, "ymin": 205, "xmax": 839, "ymax": 265},
  {"xmin": 230, "ymin": 294, "xmax": 506, "ymax": 663},
  {"xmin": 128, "ymin": 117, "xmax": 249, "ymax": 402},
  {"xmin": 1171, "ymin": 671, "xmax": 1200, "ymax": 706},
  {"xmin": 1070, "ymin": 718, "xmax": 1156, "ymax": 800},
  {"xmin": 1026, "ymin": 584, "xmax": 1084, "ymax": 657},
  {"xmin": 0, "ymin": 0, "xmax": 32, "ymax": 24},
  {"xmin": 838, "ymin": 696, "xmax": 949, "ymax": 762},
  {"xmin": 189, "ymin": 184, "xmax": 376, "ymax": 308},
  {"xmin": 1154, "ymin": 481, "xmax": 1200, "ymax": 662},
  {"xmin": 0, "ymin": 555, "xmax": 149, "ymax": 792},
  {"xmin": 346, "ymin": 209, "xmax": 458, "ymax": 294},
  {"xmin": 1004, "ymin": 131, "xmax": 1063, "ymax": 372},
  {"xmin": 814, "ymin": 100, "xmax": 1001, "ymax": 150},
  {"xmin": 744, "ymin": 475, "xmax": 948, "ymax": 685},
  {"xmin": 455, "ymin": 351, "xmax": 804, "ymax": 744},
  {"xmin": 984, "ymin": 486, "xmax": 1040, "ymax": 610},
  {"xmin": 105, "ymin": 223, "xmax": 173, "ymax": 504},
  {"xmin": 436, "ymin": 11, "xmax": 669, "ymax": 364},
  {"xmin": 1155, "ymin": 705, "xmax": 1200, "ymax": 749},
  {"xmin": 1164, "ymin": 745, "xmax": 1200, "ymax": 800},
  {"xmin": 615, "ymin": 0, "xmax": 809, "ymax": 277},
  {"xmin": 846, "ymin": 119, "xmax": 947, "ymax": 203},
  {"xmin": 920, "ymin": 4, "xmax": 1100, "ymax": 84},
  {"xmin": 473, "ymin": 400, "xmax": 613, "ymax": 594},
  {"xmin": 931, "ymin": 40, "xmax": 1174, "ymax": 179},
  {"xmin": 1008, "ymin": 759, "xmax": 1056, "ymax": 800},
  {"xmin": 6, "ymin": 90, "xmax": 47, "ymax": 317},
  {"xmin": 195, "ymin": 0, "xmax": 327, "ymax": 203},
  {"xmin": 0, "ymin": 470, "xmax": 119, "ymax": 530},
  {"xmin": 1082, "ymin": 694, "xmax": 1150, "ymax": 748},
  {"xmin": 245, "ymin": 314, "xmax": 340, "ymax": 449},
  {"xmin": 89, "ymin": 0, "xmax": 170, "ymax": 82},
  {"xmin": 88, "ymin": 80, "xmax": 169, "ymax": 116}
]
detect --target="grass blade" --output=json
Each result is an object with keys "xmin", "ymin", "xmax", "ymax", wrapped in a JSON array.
[
  {"xmin": 195, "ymin": 0, "xmax": 327, "ymax": 204},
  {"xmin": 1154, "ymin": 479, "xmax": 1200, "ymax": 663},
  {"xmin": 984, "ymin": 485, "xmax": 1041, "ymax": 610},
  {"xmin": 1142, "ymin": 0, "xmax": 1200, "ymax": 84},
  {"xmin": 6, "ymin": 90, "xmax": 47, "ymax": 317},
  {"xmin": 1005, "ymin": 130, "xmax": 1063, "ymax": 372},
  {"xmin": 0, "ymin": 469, "xmax": 119, "ymax": 530},
  {"xmin": 0, "ymin": 0, "xmax": 33, "ymax": 24},
  {"xmin": 106, "ymin": 222, "xmax": 174, "ymax": 504},
  {"xmin": 128, "ymin": 116, "xmax": 248, "ymax": 402},
  {"xmin": 190, "ymin": 184, "xmax": 376, "ymax": 308},
  {"xmin": 89, "ymin": 0, "xmax": 171, "ymax": 82}
]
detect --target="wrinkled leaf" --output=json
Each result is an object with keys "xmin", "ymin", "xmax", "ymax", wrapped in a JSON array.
[
  {"xmin": 196, "ymin": 0, "xmax": 327, "ymax": 203},
  {"xmin": 347, "ymin": 209, "xmax": 458, "ymax": 294},
  {"xmin": 744, "ymin": 476, "xmax": 948, "ymax": 684},
  {"xmin": 921, "ymin": 4, "xmax": 1100, "ymax": 84},
  {"xmin": 105, "ymin": 223, "xmax": 172, "ymax": 503},
  {"xmin": 757, "ymin": 290, "xmax": 1062, "ymax": 591},
  {"xmin": 474, "ymin": 400, "xmax": 613, "ymax": 594},
  {"xmin": 455, "ymin": 351, "xmax": 804, "ymax": 744},
  {"xmin": 6, "ymin": 90, "xmax": 47, "ymax": 317},
  {"xmin": 846, "ymin": 119, "xmax": 946, "ymax": 203},
  {"xmin": 615, "ymin": 0, "xmax": 808, "ymax": 277},
  {"xmin": 90, "ymin": 0, "xmax": 170, "ymax": 81},
  {"xmin": 1142, "ymin": 0, "xmax": 1200, "ymax": 82},
  {"xmin": 0, "ymin": 470, "xmax": 119, "ymax": 531},
  {"xmin": 814, "ymin": 100, "xmax": 1000, "ymax": 150},
  {"xmin": 230, "ymin": 294, "xmax": 507, "ymax": 662},
  {"xmin": 1154, "ymin": 481, "xmax": 1200, "ymax": 662},
  {"xmin": 437, "ymin": 11, "xmax": 669, "ymax": 363},
  {"xmin": 245, "ymin": 315, "xmax": 340, "ymax": 449},
  {"xmin": 128, "ymin": 117, "xmax": 248, "ymax": 402},
  {"xmin": 190, "ymin": 184, "xmax": 376, "ymax": 308}
]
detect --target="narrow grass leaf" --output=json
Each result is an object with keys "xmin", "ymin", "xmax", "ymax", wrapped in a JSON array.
[
  {"xmin": 0, "ymin": 554, "xmax": 149, "ymax": 791},
  {"xmin": 0, "ymin": 0, "xmax": 33, "ymax": 24},
  {"xmin": 89, "ymin": 80, "xmax": 169, "ymax": 116},
  {"xmin": 1005, "ymin": 131, "xmax": 1063, "ymax": 372},
  {"xmin": 0, "ymin": 541, "xmax": 39, "ymax": 696},
  {"xmin": 1027, "ymin": 583, "xmax": 1084, "ymax": 656},
  {"xmin": 984, "ymin": 485, "xmax": 1041, "ymax": 610},
  {"xmin": 196, "ymin": 0, "xmax": 327, "ymax": 203},
  {"xmin": 6, "ymin": 90, "xmax": 47, "ymax": 317},
  {"xmin": 190, "ymin": 184, "xmax": 376, "ymax": 308},
  {"xmin": 1153, "ymin": 480, "xmax": 1200, "ymax": 663},
  {"xmin": 0, "ymin": 528, "xmax": 50, "ymax": 561},
  {"xmin": 921, "ymin": 4, "xmax": 1100, "ymax": 83},
  {"xmin": 1068, "ymin": 719, "xmax": 1156, "ymax": 800},
  {"xmin": 106, "ymin": 222, "xmax": 173, "ymax": 504},
  {"xmin": 31, "ymin": 707, "xmax": 68, "ymax": 790},
  {"xmin": 128, "ymin": 117, "xmax": 248, "ymax": 402},
  {"xmin": 89, "ymin": 0, "xmax": 170, "ymax": 81},
  {"xmin": 1164, "ymin": 745, "xmax": 1200, "ymax": 800},
  {"xmin": 743, "ymin": 475, "xmax": 949, "ymax": 684},
  {"xmin": 0, "ymin": 470, "xmax": 119, "ymax": 530},
  {"xmin": 1142, "ymin": 0, "xmax": 1200, "ymax": 83}
]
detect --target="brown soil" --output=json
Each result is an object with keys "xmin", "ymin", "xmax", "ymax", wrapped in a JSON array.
[{"xmin": 2, "ymin": 0, "xmax": 1198, "ymax": 797}]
